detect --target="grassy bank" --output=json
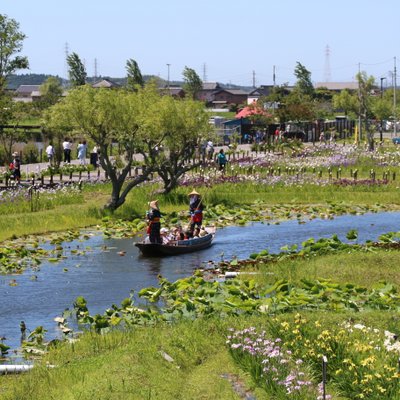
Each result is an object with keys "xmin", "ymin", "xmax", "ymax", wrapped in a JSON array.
[
  {"xmin": 1, "ymin": 180, "xmax": 399, "ymax": 242},
  {"xmin": 2, "ymin": 248, "xmax": 400, "ymax": 399}
]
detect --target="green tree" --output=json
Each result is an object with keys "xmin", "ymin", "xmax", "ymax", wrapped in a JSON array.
[
  {"xmin": 44, "ymin": 85, "xmax": 151, "ymax": 210},
  {"xmin": 39, "ymin": 77, "xmax": 63, "ymax": 108},
  {"xmin": 294, "ymin": 62, "xmax": 314, "ymax": 97},
  {"xmin": 0, "ymin": 14, "xmax": 29, "ymax": 92},
  {"xmin": 182, "ymin": 66, "xmax": 202, "ymax": 100},
  {"xmin": 67, "ymin": 52, "xmax": 87, "ymax": 87},
  {"xmin": 372, "ymin": 88, "xmax": 396, "ymax": 128},
  {"xmin": 332, "ymin": 89, "xmax": 358, "ymax": 117},
  {"xmin": 136, "ymin": 92, "xmax": 210, "ymax": 193},
  {"xmin": 356, "ymin": 71, "xmax": 375, "ymax": 149},
  {"xmin": 126, "ymin": 58, "xmax": 144, "ymax": 90},
  {"xmin": 277, "ymin": 91, "xmax": 315, "ymax": 125},
  {"xmin": 0, "ymin": 99, "xmax": 30, "ymax": 162}
]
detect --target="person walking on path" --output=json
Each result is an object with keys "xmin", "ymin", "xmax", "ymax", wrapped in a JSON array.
[
  {"xmin": 77, "ymin": 140, "xmax": 87, "ymax": 165},
  {"xmin": 46, "ymin": 143, "xmax": 55, "ymax": 166},
  {"xmin": 216, "ymin": 148, "xmax": 227, "ymax": 172},
  {"xmin": 10, "ymin": 152, "xmax": 21, "ymax": 183}
]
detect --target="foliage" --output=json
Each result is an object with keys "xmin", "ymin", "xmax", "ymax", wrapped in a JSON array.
[
  {"xmin": 227, "ymin": 327, "xmax": 317, "ymax": 398},
  {"xmin": 332, "ymin": 89, "xmax": 358, "ymax": 118},
  {"xmin": 266, "ymin": 315, "xmax": 400, "ymax": 399},
  {"xmin": 39, "ymin": 76, "xmax": 64, "ymax": 108},
  {"xmin": 293, "ymin": 62, "xmax": 314, "ymax": 98},
  {"xmin": 44, "ymin": 84, "xmax": 151, "ymax": 209},
  {"xmin": 356, "ymin": 71, "xmax": 376, "ymax": 150},
  {"xmin": 126, "ymin": 58, "xmax": 144, "ymax": 90},
  {"xmin": 0, "ymin": 100, "xmax": 33, "ymax": 161},
  {"xmin": 66, "ymin": 52, "xmax": 87, "ymax": 87},
  {"xmin": 137, "ymin": 93, "xmax": 210, "ymax": 193},
  {"xmin": 182, "ymin": 66, "xmax": 203, "ymax": 100},
  {"xmin": 0, "ymin": 14, "xmax": 29, "ymax": 91}
]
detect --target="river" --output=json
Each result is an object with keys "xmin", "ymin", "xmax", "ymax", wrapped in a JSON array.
[{"xmin": 1, "ymin": 211, "xmax": 399, "ymax": 357}]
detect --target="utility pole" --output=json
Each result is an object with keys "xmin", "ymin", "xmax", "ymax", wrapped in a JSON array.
[
  {"xmin": 380, "ymin": 77, "xmax": 386, "ymax": 142},
  {"xmin": 273, "ymin": 65, "xmax": 276, "ymax": 88},
  {"xmin": 394, "ymin": 57, "xmax": 397, "ymax": 138},
  {"xmin": 94, "ymin": 58, "xmax": 98, "ymax": 82},
  {"xmin": 166, "ymin": 63, "xmax": 171, "ymax": 91},
  {"xmin": 358, "ymin": 63, "xmax": 362, "ymax": 143}
]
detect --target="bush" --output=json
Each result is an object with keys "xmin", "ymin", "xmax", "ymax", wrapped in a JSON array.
[{"xmin": 22, "ymin": 142, "xmax": 40, "ymax": 163}]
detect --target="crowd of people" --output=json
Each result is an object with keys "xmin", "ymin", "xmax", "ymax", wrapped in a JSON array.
[{"xmin": 144, "ymin": 189, "xmax": 209, "ymax": 245}]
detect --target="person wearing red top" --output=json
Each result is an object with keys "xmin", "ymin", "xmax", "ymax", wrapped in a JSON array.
[{"xmin": 188, "ymin": 189, "xmax": 204, "ymax": 234}]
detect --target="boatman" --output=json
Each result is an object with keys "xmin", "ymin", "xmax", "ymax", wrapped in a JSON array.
[
  {"xmin": 188, "ymin": 189, "xmax": 204, "ymax": 234},
  {"xmin": 147, "ymin": 200, "xmax": 162, "ymax": 244}
]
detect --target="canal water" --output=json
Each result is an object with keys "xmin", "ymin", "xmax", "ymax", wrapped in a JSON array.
[{"xmin": 1, "ymin": 211, "xmax": 399, "ymax": 356}]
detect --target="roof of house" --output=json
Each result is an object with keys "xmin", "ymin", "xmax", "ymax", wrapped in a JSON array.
[
  {"xmin": 249, "ymin": 85, "xmax": 274, "ymax": 96},
  {"xmin": 315, "ymin": 82, "xmax": 359, "ymax": 91},
  {"xmin": 15, "ymin": 85, "xmax": 40, "ymax": 94},
  {"xmin": 202, "ymin": 82, "xmax": 221, "ymax": 91},
  {"xmin": 92, "ymin": 79, "xmax": 120, "ymax": 88},
  {"xmin": 214, "ymin": 89, "xmax": 249, "ymax": 96}
]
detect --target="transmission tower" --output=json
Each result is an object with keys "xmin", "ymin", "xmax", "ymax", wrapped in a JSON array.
[
  {"xmin": 64, "ymin": 42, "xmax": 69, "ymax": 83},
  {"xmin": 324, "ymin": 45, "xmax": 331, "ymax": 82},
  {"xmin": 202, "ymin": 63, "xmax": 207, "ymax": 82}
]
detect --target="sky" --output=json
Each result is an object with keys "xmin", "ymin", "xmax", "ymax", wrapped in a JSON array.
[{"xmin": 2, "ymin": 0, "xmax": 400, "ymax": 87}]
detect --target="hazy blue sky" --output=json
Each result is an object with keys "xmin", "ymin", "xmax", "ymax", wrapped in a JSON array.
[{"xmin": 2, "ymin": 0, "xmax": 399, "ymax": 86}]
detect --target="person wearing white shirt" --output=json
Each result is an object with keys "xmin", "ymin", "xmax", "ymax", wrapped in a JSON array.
[
  {"xmin": 46, "ymin": 143, "xmax": 55, "ymax": 166},
  {"xmin": 62, "ymin": 138, "xmax": 72, "ymax": 163}
]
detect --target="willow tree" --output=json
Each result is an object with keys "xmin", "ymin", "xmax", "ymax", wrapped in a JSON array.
[
  {"xmin": 67, "ymin": 52, "xmax": 87, "ymax": 87},
  {"xmin": 44, "ymin": 85, "xmax": 151, "ymax": 210},
  {"xmin": 136, "ymin": 89, "xmax": 210, "ymax": 193},
  {"xmin": 126, "ymin": 58, "xmax": 144, "ymax": 90}
]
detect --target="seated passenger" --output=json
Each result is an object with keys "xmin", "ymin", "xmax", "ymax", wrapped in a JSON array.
[
  {"xmin": 193, "ymin": 227, "xmax": 201, "ymax": 237},
  {"xmin": 160, "ymin": 227, "xmax": 170, "ymax": 244},
  {"xmin": 199, "ymin": 227, "xmax": 208, "ymax": 237}
]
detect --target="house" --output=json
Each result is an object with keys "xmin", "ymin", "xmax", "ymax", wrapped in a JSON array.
[
  {"xmin": 247, "ymin": 85, "xmax": 274, "ymax": 104},
  {"xmin": 160, "ymin": 86, "xmax": 185, "ymax": 98},
  {"xmin": 315, "ymin": 82, "xmax": 359, "ymax": 92},
  {"xmin": 92, "ymin": 79, "xmax": 120, "ymax": 89},
  {"xmin": 13, "ymin": 85, "xmax": 41, "ymax": 102},
  {"xmin": 212, "ymin": 89, "xmax": 249, "ymax": 107},
  {"xmin": 197, "ymin": 82, "xmax": 222, "ymax": 103}
]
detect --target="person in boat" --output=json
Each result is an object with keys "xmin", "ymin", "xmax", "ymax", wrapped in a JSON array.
[
  {"xmin": 199, "ymin": 227, "xmax": 208, "ymax": 237},
  {"xmin": 160, "ymin": 227, "xmax": 171, "ymax": 244},
  {"xmin": 146, "ymin": 200, "xmax": 162, "ymax": 244},
  {"xmin": 193, "ymin": 227, "xmax": 201, "ymax": 238},
  {"xmin": 188, "ymin": 189, "xmax": 204, "ymax": 234}
]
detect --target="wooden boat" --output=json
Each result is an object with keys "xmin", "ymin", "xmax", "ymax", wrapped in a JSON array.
[{"xmin": 135, "ymin": 229, "xmax": 215, "ymax": 257}]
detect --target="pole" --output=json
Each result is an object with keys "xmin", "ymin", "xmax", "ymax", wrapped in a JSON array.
[
  {"xmin": 166, "ymin": 63, "xmax": 170, "ymax": 91},
  {"xmin": 394, "ymin": 57, "xmax": 397, "ymax": 138},
  {"xmin": 273, "ymin": 65, "xmax": 276, "ymax": 87},
  {"xmin": 358, "ymin": 63, "xmax": 362, "ymax": 143},
  {"xmin": 380, "ymin": 77, "xmax": 385, "ymax": 142}
]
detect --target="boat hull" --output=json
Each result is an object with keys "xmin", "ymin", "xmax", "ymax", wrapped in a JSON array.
[{"xmin": 135, "ymin": 233, "xmax": 214, "ymax": 257}]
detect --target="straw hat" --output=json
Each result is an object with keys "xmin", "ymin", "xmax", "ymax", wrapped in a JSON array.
[
  {"xmin": 148, "ymin": 200, "xmax": 159, "ymax": 210},
  {"xmin": 188, "ymin": 189, "xmax": 200, "ymax": 196}
]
